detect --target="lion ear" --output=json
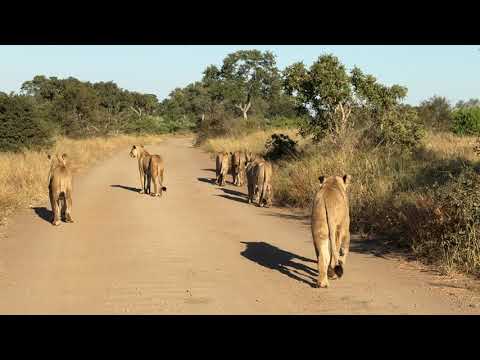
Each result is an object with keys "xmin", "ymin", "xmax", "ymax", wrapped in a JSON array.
[
  {"xmin": 318, "ymin": 176, "xmax": 325, "ymax": 184},
  {"xmin": 47, "ymin": 154, "xmax": 52, "ymax": 160},
  {"xmin": 62, "ymin": 153, "xmax": 68, "ymax": 160},
  {"xmin": 132, "ymin": 145, "xmax": 136, "ymax": 149},
  {"xmin": 343, "ymin": 174, "xmax": 351, "ymax": 187},
  {"xmin": 140, "ymin": 145, "xmax": 144, "ymax": 148}
]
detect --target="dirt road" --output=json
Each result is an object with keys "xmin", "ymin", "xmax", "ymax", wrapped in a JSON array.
[{"xmin": 0, "ymin": 136, "xmax": 479, "ymax": 314}]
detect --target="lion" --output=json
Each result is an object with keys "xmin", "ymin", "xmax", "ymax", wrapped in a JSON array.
[
  {"xmin": 257, "ymin": 161, "xmax": 273, "ymax": 207},
  {"xmin": 246, "ymin": 158, "xmax": 273, "ymax": 207},
  {"xmin": 245, "ymin": 151, "xmax": 261, "ymax": 163},
  {"xmin": 232, "ymin": 151, "xmax": 247, "ymax": 186},
  {"xmin": 311, "ymin": 175, "xmax": 351, "ymax": 288},
  {"xmin": 47, "ymin": 153, "xmax": 74, "ymax": 226},
  {"xmin": 129, "ymin": 145, "xmax": 167, "ymax": 196},
  {"xmin": 215, "ymin": 151, "xmax": 230, "ymax": 186}
]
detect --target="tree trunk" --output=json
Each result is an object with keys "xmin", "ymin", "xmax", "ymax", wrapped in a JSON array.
[
  {"xmin": 333, "ymin": 103, "xmax": 352, "ymax": 145},
  {"xmin": 236, "ymin": 102, "xmax": 252, "ymax": 120}
]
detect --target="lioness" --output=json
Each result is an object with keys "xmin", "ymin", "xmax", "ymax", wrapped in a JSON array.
[
  {"xmin": 311, "ymin": 175, "xmax": 351, "ymax": 288},
  {"xmin": 246, "ymin": 158, "xmax": 273, "ymax": 207},
  {"xmin": 215, "ymin": 152, "xmax": 229, "ymax": 186},
  {"xmin": 232, "ymin": 151, "xmax": 247, "ymax": 186},
  {"xmin": 47, "ymin": 153, "xmax": 74, "ymax": 226},
  {"xmin": 129, "ymin": 145, "xmax": 167, "ymax": 196},
  {"xmin": 245, "ymin": 152, "xmax": 260, "ymax": 163},
  {"xmin": 257, "ymin": 161, "xmax": 273, "ymax": 207}
]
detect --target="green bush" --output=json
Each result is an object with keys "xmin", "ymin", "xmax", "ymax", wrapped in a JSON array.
[
  {"xmin": 417, "ymin": 96, "xmax": 452, "ymax": 131},
  {"xmin": 265, "ymin": 133, "xmax": 299, "ymax": 161},
  {"xmin": 452, "ymin": 107, "xmax": 480, "ymax": 135},
  {"xmin": 0, "ymin": 93, "xmax": 55, "ymax": 152},
  {"xmin": 368, "ymin": 106, "xmax": 425, "ymax": 153}
]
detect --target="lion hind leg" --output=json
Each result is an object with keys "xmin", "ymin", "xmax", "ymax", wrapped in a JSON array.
[
  {"xmin": 65, "ymin": 191, "xmax": 74, "ymax": 223},
  {"xmin": 52, "ymin": 196, "xmax": 61, "ymax": 226},
  {"xmin": 317, "ymin": 239, "xmax": 330, "ymax": 288}
]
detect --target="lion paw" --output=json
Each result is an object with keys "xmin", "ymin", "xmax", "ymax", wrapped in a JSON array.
[{"xmin": 318, "ymin": 279, "xmax": 329, "ymax": 288}]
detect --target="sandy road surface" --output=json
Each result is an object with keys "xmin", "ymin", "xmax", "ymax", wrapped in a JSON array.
[{"xmin": 0, "ymin": 136, "xmax": 479, "ymax": 314}]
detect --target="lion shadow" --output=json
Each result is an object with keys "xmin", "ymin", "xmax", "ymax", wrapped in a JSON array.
[
  {"xmin": 218, "ymin": 187, "xmax": 246, "ymax": 198},
  {"xmin": 240, "ymin": 241, "xmax": 318, "ymax": 288},
  {"xmin": 216, "ymin": 194, "xmax": 248, "ymax": 204},
  {"xmin": 197, "ymin": 177, "xmax": 216, "ymax": 185},
  {"xmin": 110, "ymin": 184, "xmax": 141, "ymax": 193},
  {"xmin": 32, "ymin": 207, "xmax": 52, "ymax": 224}
]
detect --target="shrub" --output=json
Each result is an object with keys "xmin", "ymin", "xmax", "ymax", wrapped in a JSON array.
[
  {"xmin": 452, "ymin": 107, "xmax": 480, "ymax": 135},
  {"xmin": 264, "ymin": 133, "xmax": 299, "ymax": 161},
  {"xmin": 367, "ymin": 106, "xmax": 425, "ymax": 153},
  {"xmin": 417, "ymin": 96, "xmax": 452, "ymax": 131},
  {"xmin": 0, "ymin": 93, "xmax": 55, "ymax": 152},
  {"xmin": 402, "ymin": 167, "xmax": 480, "ymax": 275}
]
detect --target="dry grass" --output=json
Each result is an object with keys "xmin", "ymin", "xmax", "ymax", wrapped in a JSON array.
[
  {"xmin": 0, "ymin": 134, "xmax": 163, "ymax": 226},
  {"xmin": 197, "ymin": 127, "xmax": 480, "ymax": 275},
  {"xmin": 202, "ymin": 128, "xmax": 304, "ymax": 155},
  {"xmin": 423, "ymin": 132, "xmax": 477, "ymax": 162},
  {"xmin": 203, "ymin": 129, "xmax": 479, "ymax": 255}
]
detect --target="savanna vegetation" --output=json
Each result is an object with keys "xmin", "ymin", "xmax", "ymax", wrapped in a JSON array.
[
  {"xmin": 2, "ymin": 48, "xmax": 480, "ymax": 277},
  {"xmin": 173, "ymin": 49, "xmax": 480, "ymax": 277},
  {"xmin": 0, "ymin": 76, "xmax": 192, "ymax": 225}
]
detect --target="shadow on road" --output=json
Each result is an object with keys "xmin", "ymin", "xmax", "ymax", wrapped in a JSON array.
[
  {"xmin": 240, "ymin": 241, "xmax": 318, "ymax": 288},
  {"xmin": 349, "ymin": 236, "xmax": 415, "ymax": 260},
  {"xmin": 32, "ymin": 207, "xmax": 52, "ymax": 224},
  {"xmin": 216, "ymin": 194, "xmax": 248, "ymax": 204},
  {"xmin": 201, "ymin": 168, "xmax": 216, "ymax": 173},
  {"xmin": 218, "ymin": 187, "xmax": 246, "ymax": 198},
  {"xmin": 262, "ymin": 211, "xmax": 311, "ymax": 226},
  {"xmin": 110, "ymin": 184, "xmax": 140, "ymax": 193},
  {"xmin": 197, "ymin": 177, "xmax": 216, "ymax": 185}
]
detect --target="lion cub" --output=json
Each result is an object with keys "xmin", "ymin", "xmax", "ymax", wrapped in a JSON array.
[
  {"xmin": 47, "ymin": 153, "xmax": 74, "ymax": 226},
  {"xmin": 311, "ymin": 175, "xmax": 351, "ymax": 288}
]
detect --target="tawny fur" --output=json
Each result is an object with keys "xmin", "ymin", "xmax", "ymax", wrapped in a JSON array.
[
  {"xmin": 311, "ymin": 175, "xmax": 351, "ymax": 288},
  {"xmin": 232, "ymin": 151, "xmax": 247, "ymax": 186},
  {"xmin": 246, "ymin": 158, "xmax": 273, "ymax": 207},
  {"xmin": 47, "ymin": 153, "xmax": 74, "ymax": 226},
  {"xmin": 129, "ymin": 145, "xmax": 167, "ymax": 197},
  {"xmin": 215, "ymin": 152, "xmax": 229, "ymax": 186}
]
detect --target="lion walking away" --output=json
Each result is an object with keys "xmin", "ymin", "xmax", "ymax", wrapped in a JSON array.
[
  {"xmin": 47, "ymin": 153, "xmax": 74, "ymax": 226},
  {"xmin": 246, "ymin": 157, "xmax": 273, "ymax": 207},
  {"xmin": 215, "ymin": 152, "xmax": 229, "ymax": 186},
  {"xmin": 129, "ymin": 145, "xmax": 167, "ymax": 197},
  {"xmin": 311, "ymin": 175, "xmax": 351, "ymax": 288},
  {"xmin": 232, "ymin": 151, "xmax": 247, "ymax": 186}
]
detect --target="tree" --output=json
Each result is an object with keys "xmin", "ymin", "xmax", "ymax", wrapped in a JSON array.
[
  {"xmin": 283, "ymin": 54, "xmax": 354, "ymax": 142},
  {"xmin": 0, "ymin": 93, "xmax": 54, "ymax": 151},
  {"xmin": 351, "ymin": 67, "xmax": 424, "ymax": 151},
  {"xmin": 284, "ymin": 54, "xmax": 424, "ymax": 151},
  {"xmin": 417, "ymin": 95, "xmax": 452, "ymax": 130},
  {"xmin": 456, "ymin": 98, "xmax": 480, "ymax": 109},
  {"xmin": 203, "ymin": 50, "xmax": 280, "ymax": 120}
]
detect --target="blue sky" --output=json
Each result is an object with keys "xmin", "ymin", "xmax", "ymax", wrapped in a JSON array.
[{"xmin": 0, "ymin": 45, "xmax": 478, "ymax": 105}]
